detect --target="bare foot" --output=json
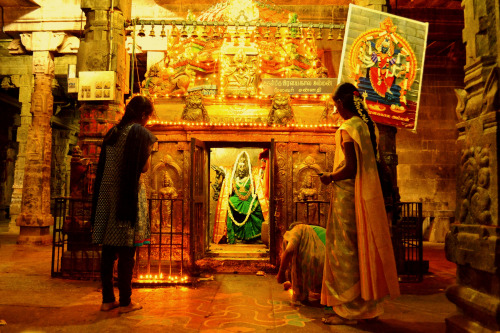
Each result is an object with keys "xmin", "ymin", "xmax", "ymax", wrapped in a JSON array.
[{"xmin": 322, "ymin": 314, "xmax": 358, "ymax": 325}]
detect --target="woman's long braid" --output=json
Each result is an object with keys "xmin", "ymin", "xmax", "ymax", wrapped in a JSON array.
[{"xmin": 353, "ymin": 95, "xmax": 380, "ymax": 161}]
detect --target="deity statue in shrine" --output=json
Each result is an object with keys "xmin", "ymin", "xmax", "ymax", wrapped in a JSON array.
[{"xmin": 212, "ymin": 151, "xmax": 269, "ymax": 244}]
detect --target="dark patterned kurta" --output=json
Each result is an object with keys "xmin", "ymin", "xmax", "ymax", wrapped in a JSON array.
[
  {"xmin": 92, "ymin": 122, "xmax": 156, "ymax": 247},
  {"xmin": 92, "ymin": 124, "xmax": 135, "ymax": 246}
]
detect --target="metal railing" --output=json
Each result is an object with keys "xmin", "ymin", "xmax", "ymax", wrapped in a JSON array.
[
  {"xmin": 135, "ymin": 198, "xmax": 187, "ymax": 284},
  {"xmin": 51, "ymin": 197, "xmax": 188, "ymax": 284},
  {"xmin": 393, "ymin": 202, "xmax": 424, "ymax": 282},
  {"xmin": 294, "ymin": 200, "xmax": 329, "ymax": 228}
]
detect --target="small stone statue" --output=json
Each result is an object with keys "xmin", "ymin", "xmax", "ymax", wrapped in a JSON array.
[
  {"xmin": 180, "ymin": 91, "xmax": 210, "ymax": 122},
  {"xmin": 298, "ymin": 175, "xmax": 318, "ymax": 201},
  {"xmin": 267, "ymin": 93, "xmax": 295, "ymax": 126},
  {"xmin": 211, "ymin": 164, "xmax": 226, "ymax": 201},
  {"xmin": 159, "ymin": 171, "xmax": 178, "ymax": 199}
]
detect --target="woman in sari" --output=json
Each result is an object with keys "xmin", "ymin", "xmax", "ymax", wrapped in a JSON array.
[
  {"xmin": 319, "ymin": 82, "xmax": 400, "ymax": 325},
  {"xmin": 276, "ymin": 222, "xmax": 326, "ymax": 304}
]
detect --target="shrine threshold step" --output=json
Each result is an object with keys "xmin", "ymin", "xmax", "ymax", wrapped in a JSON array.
[
  {"xmin": 207, "ymin": 243, "xmax": 269, "ymax": 259},
  {"xmin": 198, "ymin": 243, "xmax": 274, "ymax": 274}
]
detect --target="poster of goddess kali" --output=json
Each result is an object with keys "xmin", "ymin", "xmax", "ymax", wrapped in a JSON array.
[{"xmin": 339, "ymin": 5, "xmax": 428, "ymax": 131}]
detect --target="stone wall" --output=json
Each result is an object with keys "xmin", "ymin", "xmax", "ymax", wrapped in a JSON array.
[
  {"xmin": 394, "ymin": 7, "xmax": 465, "ymax": 242},
  {"xmin": 396, "ymin": 69, "xmax": 463, "ymax": 241}
]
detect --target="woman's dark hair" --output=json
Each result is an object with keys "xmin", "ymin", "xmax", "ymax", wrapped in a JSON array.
[
  {"xmin": 117, "ymin": 95, "xmax": 154, "ymax": 128},
  {"xmin": 103, "ymin": 95, "xmax": 154, "ymax": 145},
  {"xmin": 333, "ymin": 82, "xmax": 378, "ymax": 160}
]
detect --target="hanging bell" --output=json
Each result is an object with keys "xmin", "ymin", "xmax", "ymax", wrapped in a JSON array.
[
  {"xmin": 316, "ymin": 29, "xmax": 323, "ymax": 40},
  {"xmin": 201, "ymin": 25, "xmax": 208, "ymax": 39},
  {"xmin": 160, "ymin": 24, "xmax": 167, "ymax": 38},
  {"xmin": 254, "ymin": 30, "xmax": 262, "ymax": 40},
  {"xmin": 149, "ymin": 23, "xmax": 155, "ymax": 37},
  {"xmin": 244, "ymin": 29, "xmax": 251, "ymax": 40},
  {"xmin": 191, "ymin": 25, "xmax": 199, "ymax": 38},
  {"xmin": 274, "ymin": 28, "xmax": 281, "ymax": 39},
  {"xmin": 327, "ymin": 29, "xmax": 334, "ymax": 40},
  {"xmin": 337, "ymin": 29, "xmax": 344, "ymax": 41},
  {"xmin": 264, "ymin": 28, "xmax": 270, "ymax": 39},
  {"xmin": 285, "ymin": 28, "xmax": 292, "ymax": 40},
  {"xmin": 306, "ymin": 29, "xmax": 313, "ymax": 41},
  {"xmin": 170, "ymin": 25, "xmax": 178, "ymax": 38},
  {"xmin": 138, "ymin": 24, "xmax": 146, "ymax": 37},
  {"xmin": 180, "ymin": 25, "xmax": 189, "ymax": 38}
]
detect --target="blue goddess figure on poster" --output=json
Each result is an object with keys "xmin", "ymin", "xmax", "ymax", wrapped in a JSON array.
[{"xmin": 349, "ymin": 17, "xmax": 418, "ymax": 115}]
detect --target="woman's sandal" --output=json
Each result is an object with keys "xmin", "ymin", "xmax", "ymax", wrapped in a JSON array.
[{"xmin": 322, "ymin": 314, "xmax": 358, "ymax": 325}]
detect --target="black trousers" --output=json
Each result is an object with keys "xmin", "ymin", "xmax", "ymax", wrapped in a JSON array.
[{"xmin": 101, "ymin": 245, "xmax": 136, "ymax": 306}]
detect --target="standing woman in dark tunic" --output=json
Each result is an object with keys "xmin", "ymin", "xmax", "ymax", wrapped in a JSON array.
[{"xmin": 91, "ymin": 95, "xmax": 157, "ymax": 313}]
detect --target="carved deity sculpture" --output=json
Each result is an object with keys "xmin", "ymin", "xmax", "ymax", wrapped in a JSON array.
[
  {"xmin": 151, "ymin": 171, "xmax": 178, "ymax": 232},
  {"xmin": 267, "ymin": 93, "xmax": 295, "ymax": 126},
  {"xmin": 297, "ymin": 175, "xmax": 318, "ymax": 201},
  {"xmin": 180, "ymin": 91, "xmax": 210, "ymax": 122},
  {"xmin": 222, "ymin": 48, "xmax": 257, "ymax": 96},
  {"xmin": 159, "ymin": 171, "xmax": 178, "ymax": 199},
  {"xmin": 144, "ymin": 63, "xmax": 193, "ymax": 96}
]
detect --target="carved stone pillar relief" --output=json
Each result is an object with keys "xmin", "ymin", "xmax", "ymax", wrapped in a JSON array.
[
  {"xmin": 7, "ymin": 73, "xmax": 32, "ymax": 230},
  {"xmin": 16, "ymin": 37, "xmax": 60, "ymax": 244},
  {"xmin": 445, "ymin": 0, "xmax": 500, "ymax": 332}
]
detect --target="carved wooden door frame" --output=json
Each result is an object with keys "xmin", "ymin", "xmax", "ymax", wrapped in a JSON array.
[{"xmin": 190, "ymin": 138, "xmax": 208, "ymax": 269}]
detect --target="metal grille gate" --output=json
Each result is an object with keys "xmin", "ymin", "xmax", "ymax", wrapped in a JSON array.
[{"xmin": 51, "ymin": 197, "xmax": 188, "ymax": 284}]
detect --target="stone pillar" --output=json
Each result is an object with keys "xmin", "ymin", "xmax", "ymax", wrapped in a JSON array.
[
  {"xmin": 8, "ymin": 73, "xmax": 32, "ymax": 232},
  {"xmin": 445, "ymin": 0, "xmax": 500, "ymax": 332},
  {"xmin": 15, "ymin": 32, "xmax": 65, "ymax": 244},
  {"xmin": 76, "ymin": 0, "xmax": 130, "ymax": 167}
]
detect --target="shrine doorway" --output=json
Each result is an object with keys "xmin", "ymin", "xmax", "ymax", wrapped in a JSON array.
[{"xmin": 204, "ymin": 142, "xmax": 274, "ymax": 269}]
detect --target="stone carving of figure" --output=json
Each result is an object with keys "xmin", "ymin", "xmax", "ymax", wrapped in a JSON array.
[
  {"xmin": 144, "ymin": 61, "xmax": 194, "ymax": 96},
  {"xmin": 159, "ymin": 171, "xmax": 178, "ymax": 199},
  {"xmin": 267, "ymin": 93, "xmax": 295, "ymax": 126},
  {"xmin": 211, "ymin": 164, "xmax": 226, "ymax": 201},
  {"xmin": 298, "ymin": 175, "xmax": 318, "ymax": 201},
  {"xmin": 223, "ymin": 49, "xmax": 256, "ymax": 96},
  {"xmin": 152, "ymin": 171, "xmax": 178, "ymax": 232},
  {"xmin": 180, "ymin": 91, "xmax": 210, "ymax": 122},
  {"xmin": 297, "ymin": 173, "xmax": 319, "ymax": 225}
]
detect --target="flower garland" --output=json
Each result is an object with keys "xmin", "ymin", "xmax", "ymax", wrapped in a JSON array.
[{"xmin": 227, "ymin": 151, "xmax": 257, "ymax": 227}]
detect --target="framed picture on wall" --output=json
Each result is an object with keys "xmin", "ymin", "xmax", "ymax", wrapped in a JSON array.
[{"xmin": 338, "ymin": 4, "xmax": 429, "ymax": 131}]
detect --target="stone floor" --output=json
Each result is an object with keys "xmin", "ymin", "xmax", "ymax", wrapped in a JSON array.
[{"xmin": 0, "ymin": 222, "xmax": 456, "ymax": 333}]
